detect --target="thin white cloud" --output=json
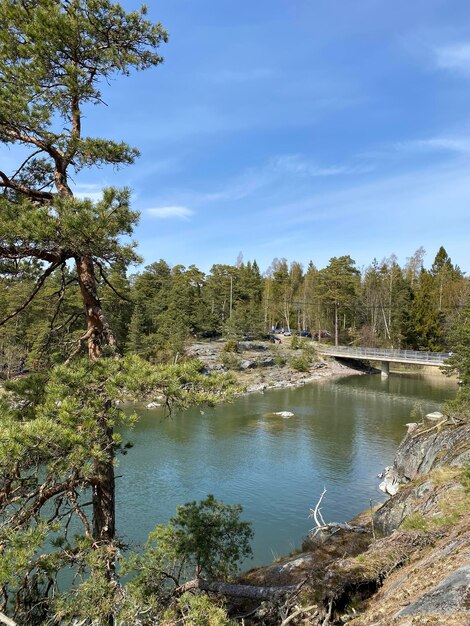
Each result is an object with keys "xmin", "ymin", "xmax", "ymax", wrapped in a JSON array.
[
  {"xmin": 73, "ymin": 183, "xmax": 104, "ymax": 202},
  {"xmin": 395, "ymin": 135, "xmax": 470, "ymax": 155},
  {"xmin": 147, "ymin": 206, "xmax": 194, "ymax": 220},
  {"xmin": 191, "ymin": 154, "xmax": 371, "ymax": 205},
  {"xmin": 435, "ymin": 43, "xmax": 470, "ymax": 74},
  {"xmin": 270, "ymin": 154, "xmax": 373, "ymax": 177}
]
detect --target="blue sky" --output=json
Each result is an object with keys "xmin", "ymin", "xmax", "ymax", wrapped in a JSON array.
[{"xmin": 8, "ymin": 0, "xmax": 470, "ymax": 274}]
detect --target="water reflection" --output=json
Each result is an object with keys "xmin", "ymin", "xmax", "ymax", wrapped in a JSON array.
[{"xmin": 118, "ymin": 373, "xmax": 456, "ymax": 567}]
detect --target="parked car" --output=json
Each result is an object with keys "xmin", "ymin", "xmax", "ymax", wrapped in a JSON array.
[
  {"xmin": 283, "ymin": 330, "xmax": 292, "ymax": 336},
  {"xmin": 297, "ymin": 330, "xmax": 311, "ymax": 337}
]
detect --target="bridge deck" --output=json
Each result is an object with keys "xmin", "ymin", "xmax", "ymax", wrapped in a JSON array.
[{"xmin": 316, "ymin": 345, "xmax": 450, "ymax": 367}]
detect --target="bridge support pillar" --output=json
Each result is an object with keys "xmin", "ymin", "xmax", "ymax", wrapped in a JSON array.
[{"xmin": 381, "ymin": 361, "xmax": 390, "ymax": 378}]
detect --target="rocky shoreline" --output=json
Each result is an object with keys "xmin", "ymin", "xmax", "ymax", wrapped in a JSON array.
[
  {"xmin": 186, "ymin": 338, "xmax": 369, "ymax": 394},
  {"xmin": 235, "ymin": 410, "xmax": 470, "ymax": 625},
  {"xmin": 184, "ymin": 339, "xmax": 470, "ymax": 623}
]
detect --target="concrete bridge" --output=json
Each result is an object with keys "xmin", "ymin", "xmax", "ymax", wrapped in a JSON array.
[{"xmin": 316, "ymin": 345, "xmax": 451, "ymax": 377}]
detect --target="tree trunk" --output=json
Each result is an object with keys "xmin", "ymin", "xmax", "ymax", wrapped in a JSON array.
[
  {"xmin": 334, "ymin": 304, "xmax": 339, "ymax": 347},
  {"xmin": 92, "ymin": 409, "xmax": 116, "ymax": 626},
  {"xmin": 76, "ymin": 255, "xmax": 117, "ymax": 360},
  {"xmin": 92, "ymin": 416, "xmax": 116, "ymax": 543},
  {"xmin": 178, "ymin": 578, "xmax": 298, "ymax": 599}
]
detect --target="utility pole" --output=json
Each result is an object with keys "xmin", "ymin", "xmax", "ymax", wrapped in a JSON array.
[{"xmin": 229, "ymin": 275, "xmax": 233, "ymax": 319}]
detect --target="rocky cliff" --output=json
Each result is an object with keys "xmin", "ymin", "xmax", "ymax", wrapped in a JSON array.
[{"xmin": 238, "ymin": 414, "xmax": 470, "ymax": 625}]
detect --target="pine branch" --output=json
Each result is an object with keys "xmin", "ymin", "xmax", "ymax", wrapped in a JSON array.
[
  {"xmin": 95, "ymin": 259, "xmax": 134, "ymax": 303},
  {"xmin": 0, "ymin": 261, "xmax": 60, "ymax": 326},
  {"xmin": 0, "ymin": 170, "xmax": 54, "ymax": 202}
]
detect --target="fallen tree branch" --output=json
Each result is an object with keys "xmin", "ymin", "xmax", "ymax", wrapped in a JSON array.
[
  {"xmin": 412, "ymin": 419, "xmax": 448, "ymax": 437},
  {"xmin": 177, "ymin": 578, "xmax": 299, "ymax": 599},
  {"xmin": 322, "ymin": 598, "xmax": 334, "ymax": 625},
  {"xmin": 310, "ymin": 489, "xmax": 369, "ymax": 536},
  {"xmin": 312, "ymin": 522, "xmax": 369, "ymax": 536}
]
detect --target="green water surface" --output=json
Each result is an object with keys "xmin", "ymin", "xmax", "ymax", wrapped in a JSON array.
[{"xmin": 117, "ymin": 373, "xmax": 456, "ymax": 567}]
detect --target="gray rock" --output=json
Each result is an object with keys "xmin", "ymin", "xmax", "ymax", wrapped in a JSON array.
[
  {"xmin": 246, "ymin": 384, "xmax": 267, "ymax": 393},
  {"xmin": 396, "ymin": 564, "xmax": 470, "ymax": 617},
  {"xmin": 394, "ymin": 420, "xmax": 470, "ymax": 481},
  {"xmin": 146, "ymin": 401, "xmax": 161, "ymax": 409},
  {"xmin": 240, "ymin": 359, "xmax": 257, "ymax": 370},
  {"xmin": 270, "ymin": 554, "xmax": 314, "ymax": 574},
  {"xmin": 274, "ymin": 411, "xmax": 294, "ymax": 418},
  {"xmin": 259, "ymin": 357, "xmax": 275, "ymax": 367}
]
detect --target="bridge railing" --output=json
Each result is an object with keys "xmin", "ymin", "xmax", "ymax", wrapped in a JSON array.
[{"xmin": 316, "ymin": 345, "xmax": 451, "ymax": 364}]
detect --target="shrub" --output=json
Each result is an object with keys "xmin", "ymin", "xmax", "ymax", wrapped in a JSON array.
[
  {"xmin": 290, "ymin": 354, "xmax": 311, "ymax": 372},
  {"xmin": 223, "ymin": 339, "xmax": 239, "ymax": 353},
  {"xmin": 221, "ymin": 352, "xmax": 242, "ymax": 371},
  {"xmin": 290, "ymin": 334, "xmax": 300, "ymax": 350},
  {"xmin": 272, "ymin": 348, "xmax": 287, "ymax": 367},
  {"xmin": 400, "ymin": 512, "xmax": 428, "ymax": 531}
]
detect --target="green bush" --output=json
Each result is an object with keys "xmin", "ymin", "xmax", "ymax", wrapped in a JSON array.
[
  {"xmin": 290, "ymin": 354, "xmax": 311, "ymax": 372},
  {"xmin": 290, "ymin": 334, "xmax": 300, "ymax": 350},
  {"xmin": 273, "ymin": 349, "xmax": 287, "ymax": 367},
  {"xmin": 223, "ymin": 339, "xmax": 239, "ymax": 353},
  {"xmin": 302, "ymin": 343, "xmax": 317, "ymax": 361},
  {"xmin": 221, "ymin": 352, "xmax": 242, "ymax": 370},
  {"xmin": 163, "ymin": 593, "xmax": 235, "ymax": 626},
  {"xmin": 400, "ymin": 512, "xmax": 428, "ymax": 531}
]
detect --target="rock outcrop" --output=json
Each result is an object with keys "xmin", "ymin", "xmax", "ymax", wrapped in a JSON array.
[{"xmin": 236, "ymin": 415, "xmax": 470, "ymax": 626}]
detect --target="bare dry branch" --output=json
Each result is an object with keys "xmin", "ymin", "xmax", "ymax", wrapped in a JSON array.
[
  {"xmin": 0, "ymin": 611, "xmax": 17, "ymax": 626},
  {"xmin": 280, "ymin": 604, "xmax": 319, "ymax": 626},
  {"xmin": 95, "ymin": 259, "xmax": 134, "ymax": 303}
]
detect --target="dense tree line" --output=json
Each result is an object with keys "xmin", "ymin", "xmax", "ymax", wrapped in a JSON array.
[{"xmin": 1, "ymin": 246, "xmax": 467, "ymax": 374}]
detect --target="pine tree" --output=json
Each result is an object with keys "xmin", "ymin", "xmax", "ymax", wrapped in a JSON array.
[
  {"xmin": 317, "ymin": 256, "xmax": 360, "ymax": 346},
  {"xmin": 0, "ymin": 0, "xmax": 167, "ymax": 358},
  {"xmin": 0, "ymin": 2, "xmax": 167, "ymax": 622}
]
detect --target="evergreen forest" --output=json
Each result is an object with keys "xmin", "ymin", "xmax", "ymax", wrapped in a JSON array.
[{"xmin": 1, "ymin": 246, "xmax": 467, "ymax": 376}]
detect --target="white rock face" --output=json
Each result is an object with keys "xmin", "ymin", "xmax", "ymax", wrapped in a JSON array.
[
  {"xmin": 273, "ymin": 411, "xmax": 295, "ymax": 418},
  {"xmin": 378, "ymin": 466, "xmax": 400, "ymax": 496},
  {"xmin": 425, "ymin": 411, "xmax": 445, "ymax": 421},
  {"xmin": 146, "ymin": 402, "xmax": 161, "ymax": 409}
]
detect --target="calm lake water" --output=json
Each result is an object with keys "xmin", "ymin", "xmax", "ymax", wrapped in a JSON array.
[{"xmin": 117, "ymin": 373, "xmax": 456, "ymax": 568}]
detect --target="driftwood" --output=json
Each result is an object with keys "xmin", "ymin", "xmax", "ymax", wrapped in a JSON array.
[
  {"xmin": 310, "ymin": 489, "xmax": 369, "ymax": 536},
  {"xmin": 178, "ymin": 578, "xmax": 298, "ymax": 599},
  {"xmin": 280, "ymin": 604, "xmax": 319, "ymax": 626}
]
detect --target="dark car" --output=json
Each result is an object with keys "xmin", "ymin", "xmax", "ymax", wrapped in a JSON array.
[{"xmin": 297, "ymin": 331, "xmax": 311, "ymax": 337}]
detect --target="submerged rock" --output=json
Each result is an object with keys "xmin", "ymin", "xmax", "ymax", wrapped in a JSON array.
[
  {"xmin": 146, "ymin": 401, "xmax": 161, "ymax": 409},
  {"xmin": 273, "ymin": 411, "xmax": 294, "ymax": 418}
]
